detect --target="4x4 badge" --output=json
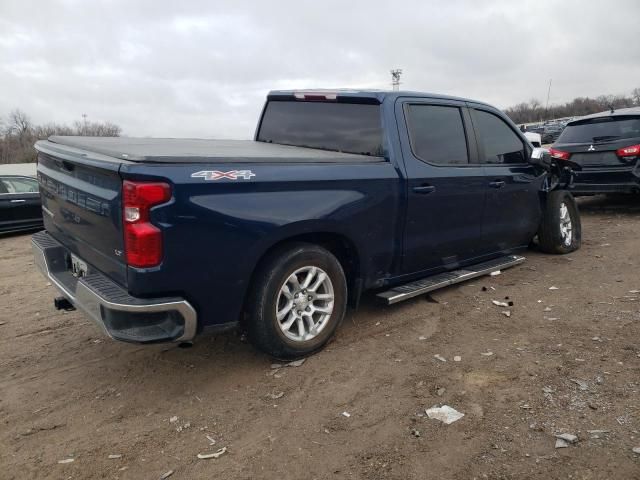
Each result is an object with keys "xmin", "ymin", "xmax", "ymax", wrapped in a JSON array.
[
  {"xmin": 191, "ymin": 170, "xmax": 256, "ymax": 181},
  {"xmin": 587, "ymin": 145, "xmax": 595, "ymax": 151}
]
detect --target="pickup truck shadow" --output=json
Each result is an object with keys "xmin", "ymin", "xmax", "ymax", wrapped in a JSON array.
[{"xmin": 577, "ymin": 194, "xmax": 640, "ymax": 215}]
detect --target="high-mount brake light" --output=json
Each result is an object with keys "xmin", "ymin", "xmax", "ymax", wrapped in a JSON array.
[
  {"xmin": 293, "ymin": 92, "xmax": 338, "ymax": 101},
  {"xmin": 122, "ymin": 181, "xmax": 171, "ymax": 268},
  {"xmin": 616, "ymin": 144, "xmax": 640, "ymax": 160},
  {"xmin": 549, "ymin": 148, "xmax": 571, "ymax": 161}
]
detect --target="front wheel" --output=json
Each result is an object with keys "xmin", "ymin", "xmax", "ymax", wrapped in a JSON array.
[
  {"xmin": 246, "ymin": 243, "xmax": 347, "ymax": 359},
  {"xmin": 537, "ymin": 190, "xmax": 581, "ymax": 254}
]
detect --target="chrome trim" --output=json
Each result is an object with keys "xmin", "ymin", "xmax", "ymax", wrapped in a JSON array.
[{"xmin": 32, "ymin": 237, "xmax": 197, "ymax": 343}]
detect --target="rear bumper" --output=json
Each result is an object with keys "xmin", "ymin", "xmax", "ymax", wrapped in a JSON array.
[
  {"xmin": 568, "ymin": 164, "xmax": 640, "ymax": 195},
  {"xmin": 32, "ymin": 231, "xmax": 197, "ymax": 343}
]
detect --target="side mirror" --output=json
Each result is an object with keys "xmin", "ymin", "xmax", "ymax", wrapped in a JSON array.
[{"xmin": 529, "ymin": 147, "xmax": 551, "ymax": 168}]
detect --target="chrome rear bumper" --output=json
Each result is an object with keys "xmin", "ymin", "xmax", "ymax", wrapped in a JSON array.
[{"xmin": 32, "ymin": 230, "xmax": 197, "ymax": 343}]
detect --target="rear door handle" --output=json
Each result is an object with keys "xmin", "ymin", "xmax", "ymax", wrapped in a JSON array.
[
  {"xmin": 412, "ymin": 185, "xmax": 436, "ymax": 194},
  {"xmin": 10, "ymin": 199, "xmax": 26, "ymax": 203},
  {"xmin": 489, "ymin": 180, "xmax": 506, "ymax": 188}
]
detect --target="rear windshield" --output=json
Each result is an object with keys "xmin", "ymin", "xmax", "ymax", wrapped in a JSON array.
[
  {"xmin": 257, "ymin": 101, "xmax": 384, "ymax": 156},
  {"xmin": 557, "ymin": 116, "xmax": 640, "ymax": 144}
]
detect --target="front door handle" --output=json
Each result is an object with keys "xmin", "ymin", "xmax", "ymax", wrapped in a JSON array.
[
  {"xmin": 413, "ymin": 185, "xmax": 436, "ymax": 194},
  {"xmin": 10, "ymin": 199, "xmax": 26, "ymax": 203},
  {"xmin": 489, "ymin": 180, "xmax": 506, "ymax": 188}
]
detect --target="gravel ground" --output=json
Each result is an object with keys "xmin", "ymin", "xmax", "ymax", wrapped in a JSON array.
[{"xmin": 1, "ymin": 194, "xmax": 639, "ymax": 479}]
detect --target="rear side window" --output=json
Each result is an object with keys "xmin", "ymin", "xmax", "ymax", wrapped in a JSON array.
[
  {"xmin": 257, "ymin": 101, "xmax": 383, "ymax": 156},
  {"xmin": 405, "ymin": 104, "xmax": 468, "ymax": 165},
  {"xmin": 472, "ymin": 110, "xmax": 526, "ymax": 164},
  {"xmin": 557, "ymin": 116, "xmax": 640, "ymax": 144}
]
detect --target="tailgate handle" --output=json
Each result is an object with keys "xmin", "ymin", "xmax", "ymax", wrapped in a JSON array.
[{"xmin": 61, "ymin": 161, "xmax": 75, "ymax": 172}]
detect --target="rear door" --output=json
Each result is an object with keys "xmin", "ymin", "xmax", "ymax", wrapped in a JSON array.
[
  {"xmin": 467, "ymin": 106, "xmax": 543, "ymax": 253},
  {"xmin": 0, "ymin": 176, "xmax": 42, "ymax": 231},
  {"xmin": 397, "ymin": 98, "xmax": 487, "ymax": 274}
]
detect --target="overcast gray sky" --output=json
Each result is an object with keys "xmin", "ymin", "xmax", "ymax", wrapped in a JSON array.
[{"xmin": 1, "ymin": 0, "xmax": 639, "ymax": 138}]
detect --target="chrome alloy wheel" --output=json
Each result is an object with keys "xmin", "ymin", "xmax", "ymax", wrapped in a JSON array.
[
  {"xmin": 275, "ymin": 266, "xmax": 335, "ymax": 342},
  {"xmin": 559, "ymin": 202, "xmax": 573, "ymax": 247}
]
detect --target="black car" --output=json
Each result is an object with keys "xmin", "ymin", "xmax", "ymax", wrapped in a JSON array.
[
  {"xmin": 0, "ymin": 175, "xmax": 43, "ymax": 233},
  {"xmin": 550, "ymin": 107, "xmax": 640, "ymax": 195}
]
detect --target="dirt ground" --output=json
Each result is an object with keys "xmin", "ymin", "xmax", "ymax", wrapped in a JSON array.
[{"xmin": 1, "ymin": 195, "xmax": 639, "ymax": 480}]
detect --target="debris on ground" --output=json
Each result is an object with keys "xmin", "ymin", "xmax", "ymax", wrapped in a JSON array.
[
  {"xmin": 169, "ymin": 416, "xmax": 178, "ymax": 423},
  {"xmin": 502, "ymin": 311, "xmax": 511, "ymax": 317},
  {"xmin": 490, "ymin": 270, "xmax": 501, "ymax": 276},
  {"xmin": 492, "ymin": 300, "xmax": 509, "ymax": 308},
  {"xmin": 549, "ymin": 286, "xmax": 559, "ymax": 290},
  {"xmin": 271, "ymin": 358, "xmax": 306, "ymax": 369},
  {"xmin": 266, "ymin": 391, "xmax": 284, "ymax": 400},
  {"xmin": 587, "ymin": 430, "xmax": 609, "ymax": 439},
  {"xmin": 554, "ymin": 433, "xmax": 578, "ymax": 448},
  {"xmin": 57, "ymin": 458, "xmax": 75, "ymax": 464},
  {"xmin": 632, "ymin": 447, "xmax": 640, "ymax": 454},
  {"xmin": 108, "ymin": 454, "xmax": 122, "ymax": 459},
  {"xmin": 570, "ymin": 379, "xmax": 589, "ymax": 391},
  {"xmin": 176, "ymin": 422, "xmax": 191, "ymax": 433},
  {"xmin": 436, "ymin": 387, "xmax": 446, "ymax": 397},
  {"xmin": 425, "ymin": 405, "xmax": 465, "ymax": 424},
  {"xmin": 341, "ymin": 411, "xmax": 351, "ymax": 418},
  {"xmin": 418, "ymin": 336, "xmax": 427, "ymax": 340},
  {"xmin": 410, "ymin": 428, "xmax": 420, "ymax": 437},
  {"xmin": 480, "ymin": 351, "xmax": 494, "ymax": 356},
  {"xmin": 453, "ymin": 356, "xmax": 461, "ymax": 362},
  {"xmin": 205, "ymin": 434, "xmax": 216, "ymax": 445},
  {"xmin": 159, "ymin": 470, "xmax": 174, "ymax": 479},
  {"xmin": 433, "ymin": 354, "xmax": 446, "ymax": 362},
  {"xmin": 197, "ymin": 447, "xmax": 227, "ymax": 459}
]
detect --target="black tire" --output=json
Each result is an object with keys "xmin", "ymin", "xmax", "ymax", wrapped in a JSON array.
[
  {"xmin": 537, "ymin": 190, "xmax": 581, "ymax": 254},
  {"xmin": 246, "ymin": 242, "xmax": 347, "ymax": 359}
]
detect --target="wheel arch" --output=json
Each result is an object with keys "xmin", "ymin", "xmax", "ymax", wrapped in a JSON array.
[{"xmin": 241, "ymin": 229, "xmax": 363, "ymax": 324}]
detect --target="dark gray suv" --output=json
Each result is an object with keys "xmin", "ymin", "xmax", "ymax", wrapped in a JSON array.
[{"xmin": 550, "ymin": 107, "xmax": 640, "ymax": 195}]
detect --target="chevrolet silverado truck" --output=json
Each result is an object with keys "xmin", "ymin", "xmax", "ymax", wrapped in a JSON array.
[{"xmin": 32, "ymin": 90, "xmax": 581, "ymax": 358}]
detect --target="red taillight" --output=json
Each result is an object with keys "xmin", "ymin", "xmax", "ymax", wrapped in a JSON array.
[
  {"xmin": 616, "ymin": 144, "xmax": 640, "ymax": 159},
  {"xmin": 549, "ymin": 148, "xmax": 571, "ymax": 161},
  {"xmin": 122, "ymin": 181, "xmax": 171, "ymax": 268}
]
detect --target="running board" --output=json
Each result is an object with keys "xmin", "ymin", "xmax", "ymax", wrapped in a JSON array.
[{"xmin": 377, "ymin": 255, "xmax": 526, "ymax": 305}]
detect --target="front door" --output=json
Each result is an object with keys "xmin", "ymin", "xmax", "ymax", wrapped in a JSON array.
[
  {"xmin": 397, "ymin": 99, "xmax": 487, "ymax": 275},
  {"xmin": 467, "ymin": 107, "xmax": 544, "ymax": 252}
]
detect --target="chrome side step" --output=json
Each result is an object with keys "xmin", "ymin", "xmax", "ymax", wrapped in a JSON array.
[{"xmin": 377, "ymin": 254, "xmax": 526, "ymax": 305}]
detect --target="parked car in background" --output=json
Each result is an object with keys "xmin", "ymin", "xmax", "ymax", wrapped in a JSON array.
[
  {"xmin": 542, "ymin": 124, "xmax": 565, "ymax": 144},
  {"xmin": 550, "ymin": 107, "xmax": 640, "ymax": 195},
  {"xmin": 0, "ymin": 163, "xmax": 43, "ymax": 234},
  {"xmin": 524, "ymin": 131, "xmax": 542, "ymax": 147}
]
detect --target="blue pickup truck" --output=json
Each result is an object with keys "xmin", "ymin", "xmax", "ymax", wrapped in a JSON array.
[{"xmin": 32, "ymin": 90, "xmax": 581, "ymax": 358}]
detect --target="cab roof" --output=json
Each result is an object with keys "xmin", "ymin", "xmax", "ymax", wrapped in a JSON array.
[{"xmin": 267, "ymin": 89, "xmax": 494, "ymax": 108}]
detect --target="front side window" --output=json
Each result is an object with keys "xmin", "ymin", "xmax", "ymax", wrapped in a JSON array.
[
  {"xmin": 472, "ymin": 110, "xmax": 526, "ymax": 164},
  {"xmin": 405, "ymin": 104, "xmax": 468, "ymax": 165}
]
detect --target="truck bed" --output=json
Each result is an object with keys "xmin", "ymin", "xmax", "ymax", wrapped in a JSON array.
[{"xmin": 43, "ymin": 136, "xmax": 384, "ymax": 164}]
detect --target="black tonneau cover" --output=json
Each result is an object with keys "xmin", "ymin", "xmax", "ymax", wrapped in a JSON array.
[{"xmin": 44, "ymin": 136, "xmax": 384, "ymax": 164}]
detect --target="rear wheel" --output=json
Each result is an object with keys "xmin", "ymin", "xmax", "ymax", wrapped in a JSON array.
[
  {"xmin": 246, "ymin": 243, "xmax": 347, "ymax": 359},
  {"xmin": 537, "ymin": 190, "xmax": 581, "ymax": 254}
]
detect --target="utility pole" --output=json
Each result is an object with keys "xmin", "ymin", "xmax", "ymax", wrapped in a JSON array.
[
  {"xmin": 82, "ymin": 113, "xmax": 88, "ymax": 135},
  {"xmin": 390, "ymin": 69, "xmax": 403, "ymax": 91},
  {"xmin": 544, "ymin": 79, "xmax": 552, "ymax": 121}
]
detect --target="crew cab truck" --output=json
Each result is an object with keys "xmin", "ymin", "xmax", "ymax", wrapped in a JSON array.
[{"xmin": 32, "ymin": 90, "xmax": 581, "ymax": 358}]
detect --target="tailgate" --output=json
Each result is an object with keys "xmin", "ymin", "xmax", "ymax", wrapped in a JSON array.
[{"xmin": 36, "ymin": 145, "xmax": 127, "ymax": 286}]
